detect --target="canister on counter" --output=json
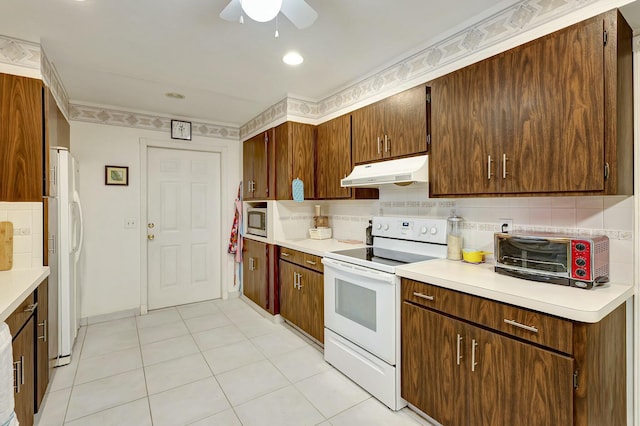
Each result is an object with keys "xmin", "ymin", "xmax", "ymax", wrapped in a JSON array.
[{"xmin": 446, "ymin": 211, "xmax": 463, "ymax": 260}]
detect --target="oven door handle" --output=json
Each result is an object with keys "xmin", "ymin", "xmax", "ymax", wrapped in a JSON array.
[{"xmin": 322, "ymin": 258, "xmax": 395, "ymax": 282}]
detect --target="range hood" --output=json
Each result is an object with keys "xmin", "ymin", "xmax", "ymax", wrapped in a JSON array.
[{"xmin": 341, "ymin": 155, "xmax": 428, "ymax": 187}]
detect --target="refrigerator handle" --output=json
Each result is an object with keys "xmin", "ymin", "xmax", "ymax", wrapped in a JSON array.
[{"xmin": 74, "ymin": 192, "xmax": 84, "ymax": 258}]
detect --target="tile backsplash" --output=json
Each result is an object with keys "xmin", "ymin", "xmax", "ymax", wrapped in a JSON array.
[
  {"xmin": 273, "ymin": 184, "xmax": 634, "ymax": 284},
  {"xmin": 0, "ymin": 202, "xmax": 43, "ymax": 269}
]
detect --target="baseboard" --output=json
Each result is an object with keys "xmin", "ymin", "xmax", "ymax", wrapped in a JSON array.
[
  {"xmin": 240, "ymin": 295, "xmax": 284, "ymax": 324},
  {"xmin": 81, "ymin": 308, "xmax": 139, "ymax": 326}
]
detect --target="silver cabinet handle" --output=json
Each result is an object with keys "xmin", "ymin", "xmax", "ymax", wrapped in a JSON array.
[
  {"xmin": 384, "ymin": 135, "xmax": 389, "ymax": 153},
  {"xmin": 13, "ymin": 360, "xmax": 20, "ymax": 393},
  {"xmin": 281, "ymin": 253, "xmax": 290, "ymax": 257},
  {"xmin": 487, "ymin": 155, "xmax": 494, "ymax": 180},
  {"xmin": 502, "ymin": 153, "xmax": 508, "ymax": 179},
  {"xmin": 248, "ymin": 257, "xmax": 254, "ymax": 271},
  {"xmin": 504, "ymin": 319, "xmax": 538, "ymax": 333},
  {"xmin": 305, "ymin": 260, "xmax": 317, "ymax": 266},
  {"xmin": 377, "ymin": 137, "xmax": 382, "ymax": 155},
  {"xmin": 23, "ymin": 302, "xmax": 38, "ymax": 313},
  {"xmin": 412, "ymin": 292, "xmax": 434, "ymax": 301},
  {"xmin": 471, "ymin": 339, "xmax": 478, "ymax": 372},
  {"xmin": 293, "ymin": 271, "xmax": 298, "ymax": 289},
  {"xmin": 20, "ymin": 355, "xmax": 24, "ymax": 385},
  {"xmin": 456, "ymin": 334, "xmax": 463, "ymax": 366},
  {"xmin": 38, "ymin": 320, "xmax": 47, "ymax": 342}
]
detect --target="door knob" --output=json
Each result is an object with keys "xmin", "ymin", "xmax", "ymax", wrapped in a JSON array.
[{"xmin": 148, "ymin": 234, "xmax": 155, "ymax": 241}]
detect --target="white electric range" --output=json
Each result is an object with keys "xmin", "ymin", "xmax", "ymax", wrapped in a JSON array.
[{"xmin": 322, "ymin": 216, "xmax": 448, "ymax": 410}]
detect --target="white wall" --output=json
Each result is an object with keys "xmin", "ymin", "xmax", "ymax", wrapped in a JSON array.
[{"xmin": 71, "ymin": 122, "xmax": 241, "ymax": 320}]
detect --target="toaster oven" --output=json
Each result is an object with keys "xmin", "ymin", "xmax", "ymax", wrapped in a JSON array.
[{"xmin": 494, "ymin": 232, "xmax": 609, "ymax": 289}]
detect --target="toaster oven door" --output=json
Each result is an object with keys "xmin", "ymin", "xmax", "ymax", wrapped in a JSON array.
[{"xmin": 494, "ymin": 234, "xmax": 570, "ymax": 275}]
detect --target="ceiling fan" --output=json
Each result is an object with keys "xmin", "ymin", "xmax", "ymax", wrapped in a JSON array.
[{"xmin": 219, "ymin": 0, "xmax": 318, "ymax": 29}]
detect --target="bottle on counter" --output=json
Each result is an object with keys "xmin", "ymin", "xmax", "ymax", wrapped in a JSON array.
[
  {"xmin": 447, "ymin": 211, "xmax": 464, "ymax": 260},
  {"xmin": 365, "ymin": 220, "xmax": 373, "ymax": 245}
]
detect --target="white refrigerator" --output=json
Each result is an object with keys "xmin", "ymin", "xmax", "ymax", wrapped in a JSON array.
[{"xmin": 48, "ymin": 147, "xmax": 83, "ymax": 367}]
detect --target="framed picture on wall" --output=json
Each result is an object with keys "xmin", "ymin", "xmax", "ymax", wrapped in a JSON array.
[{"xmin": 105, "ymin": 165, "xmax": 129, "ymax": 186}]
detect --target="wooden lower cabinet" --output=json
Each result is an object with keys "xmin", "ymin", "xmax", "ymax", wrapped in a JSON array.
[
  {"xmin": 401, "ymin": 278, "xmax": 625, "ymax": 426},
  {"xmin": 11, "ymin": 315, "xmax": 35, "ymax": 426},
  {"xmin": 35, "ymin": 279, "xmax": 50, "ymax": 409},
  {"xmin": 278, "ymin": 248, "xmax": 324, "ymax": 343},
  {"xmin": 242, "ymin": 238, "xmax": 278, "ymax": 314}
]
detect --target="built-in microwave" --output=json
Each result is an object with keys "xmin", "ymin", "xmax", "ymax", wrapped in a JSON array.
[
  {"xmin": 494, "ymin": 232, "xmax": 609, "ymax": 289},
  {"xmin": 246, "ymin": 207, "xmax": 267, "ymax": 237}
]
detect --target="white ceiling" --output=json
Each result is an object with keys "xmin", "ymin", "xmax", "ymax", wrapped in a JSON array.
[{"xmin": 1, "ymin": 0, "xmax": 639, "ymax": 127}]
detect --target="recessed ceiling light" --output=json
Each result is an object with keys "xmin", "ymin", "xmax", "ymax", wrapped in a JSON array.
[
  {"xmin": 283, "ymin": 52, "xmax": 303, "ymax": 66},
  {"xmin": 165, "ymin": 92, "xmax": 185, "ymax": 99}
]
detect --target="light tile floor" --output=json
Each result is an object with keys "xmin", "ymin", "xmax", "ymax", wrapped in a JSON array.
[{"xmin": 35, "ymin": 297, "xmax": 433, "ymax": 426}]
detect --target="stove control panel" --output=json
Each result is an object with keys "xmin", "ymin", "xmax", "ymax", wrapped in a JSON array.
[{"xmin": 372, "ymin": 216, "xmax": 447, "ymax": 244}]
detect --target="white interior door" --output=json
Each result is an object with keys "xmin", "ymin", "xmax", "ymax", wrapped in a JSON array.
[{"xmin": 147, "ymin": 147, "xmax": 221, "ymax": 310}]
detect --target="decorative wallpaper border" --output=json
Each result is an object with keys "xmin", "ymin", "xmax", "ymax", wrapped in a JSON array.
[
  {"xmin": 239, "ymin": 0, "xmax": 622, "ymax": 139},
  {"xmin": 69, "ymin": 104, "xmax": 240, "ymax": 140},
  {"xmin": 41, "ymin": 48, "xmax": 71, "ymax": 119},
  {"xmin": 0, "ymin": 36, "xmax": 40, "ymax": 70}
]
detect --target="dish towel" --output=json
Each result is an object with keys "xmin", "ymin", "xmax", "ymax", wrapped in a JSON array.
[
  {"xmin": 227, "ymin": 183, "xmax": 242, "ymax": 263},
  {"xmin": 0, "ymin": 322, "xmax": 18, "ymax": 426}
]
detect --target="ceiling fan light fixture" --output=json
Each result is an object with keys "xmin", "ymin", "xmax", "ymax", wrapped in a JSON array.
[
  {"xmin": 241, "ymin": 0, "xmax": 282, "ymax": 22},
  {"xmin": 283, "ymin": 51, "xmax": 303, "ymax": 66}
]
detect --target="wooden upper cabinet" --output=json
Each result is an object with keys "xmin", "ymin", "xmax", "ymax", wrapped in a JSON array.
[
  {"xmin": 316, "ymin": 114, "xmax": 352, "ymax": 199},
  {"xmin": 352, "ymin": 84, "xmax": 428, "ymax": 164},
  {"xmin": 0, "ymin": 73, "xmax": 44, "ymax": 202},
  {"xmin": 243, "ymin": 130, "xmax": 273, "ymax": 200},
  {"xmin": 430, "ymin": 10, "xmax": 632, "ymax": 197},
  {"xmin": 274, "ymin": 121, "xmax": 315, "ymax": 200}
]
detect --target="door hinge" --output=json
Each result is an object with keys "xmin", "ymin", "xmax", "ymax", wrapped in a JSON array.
[
  {"xmin": 604, "ymin": 162, "xmax": 610, "ymax": 180},
  {"xmin": 427, "ymin": 134, "xmax": 431, "ymax": 147},
  {"xmin": 573, "ymin": 370, "xmax": 579, "ymax": 389},
  {"xmin": 603, "ymin": 30, "xmax": 608, "ymax": 46},
  {"xmin": 426, "ymin": 92, "xmax": 431, "ymax": 103}
]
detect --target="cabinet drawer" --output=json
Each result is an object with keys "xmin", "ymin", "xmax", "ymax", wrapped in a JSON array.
[
  {"xmin": 401, "ymin": 278, "xmax": 573, "ymax": 354},
  {"xmin": 302, "ymin": 253, "xmax": 323, "ymax": 273},
  {"xmin": 280, "ymin": 247, "xmax": 303, "ymax": 264},
  {"xmin": 6, "ymin": 292, "xmax": 36, "ymax": 337}
]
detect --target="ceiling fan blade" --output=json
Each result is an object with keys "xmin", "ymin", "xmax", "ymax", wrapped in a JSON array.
[
  {"xmin": 280, "ymin": 0, "xmax": 318, "ymax": 29},
  {"xmin": 219, "ymin": 0, "xmax": 242, "ymax": 22}
]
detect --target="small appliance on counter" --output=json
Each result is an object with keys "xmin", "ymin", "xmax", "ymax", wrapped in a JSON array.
[
  {"xmin": 246, "ymin": 204, "xmax": 267, "ymax": 237},
  {"xmin": 446, "ymin": 211, "xmax": 463, "ymax": 260},
  {"xmin": 309, "ymin": 205, "xmax": 331, "ymax": 239},
  {"xmin": 0, "ymin": 221, "xmax": 13, "ymax": 271},
  {"xmin": 494, "ymin": 232, "xmax": 609, "ymax": 289}
]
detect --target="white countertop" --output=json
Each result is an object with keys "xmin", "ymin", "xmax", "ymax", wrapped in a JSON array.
[
  {"xmin": 396, "ymin": 259, "xmax": 633, "ymax": 323},
  {"xmin": 0, "ymin": 267, "xmax": 50, "ymax": 323},
  {"xmin": 275, "ymin": 238, "xmax": 367, "ymax": 257}
]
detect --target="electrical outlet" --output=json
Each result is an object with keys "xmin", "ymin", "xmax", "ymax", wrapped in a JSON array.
[
  {"xmin": 124, "ymin": 218, "xmax": 137, "ymax": 229},
  {"xmin": 499, "ymin": 218, "xmax": 513, "ymax": 233}
]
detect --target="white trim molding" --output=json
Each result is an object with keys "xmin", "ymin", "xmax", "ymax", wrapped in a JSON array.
[
  {"xmin": 240, "ymin": 0, "xmax": 636, "ymax": 140},
  {"xmin": 41, "ymin": 48, "xmax": 71, "ymax": 120},
  {"xmin": 70, "ymin": 104, "xmax": 240, "ymax": 141}
]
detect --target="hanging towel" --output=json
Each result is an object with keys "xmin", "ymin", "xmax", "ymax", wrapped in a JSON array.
[
  {"xmin": 228, "ymin": 183, "xmax": 243, "ymax": 263},
  {"xmin": 0, "ymin": 323, "xmax": 18, "ymax": 426}
]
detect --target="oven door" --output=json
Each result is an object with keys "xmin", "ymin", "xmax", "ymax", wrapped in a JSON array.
[{"xmin": 323, "ymin": 257, "xmax": 397, "ymax": 364}]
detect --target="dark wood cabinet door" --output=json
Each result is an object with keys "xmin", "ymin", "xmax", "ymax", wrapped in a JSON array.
[
  {"xmin": 35, "ymin": 280, "xmax": 49, "ymax": 410},
  {"xmin": 242, "ymin": 136, "xmax": 255, "ymax": 198},
  {"xmin": 275, "ymin": 122, "xmax": 315, "ymax": 200},
  {"xmin": 351, "ymin": 101, "xmax": 385, "ymax": 164},
  {"xmin": 401, "ymin": 302, "xmax": 466, "ymax": 426},
  {"xmin": 429, "ymin": 57, "xmax": 504, "ymax": 196},
  {"xmin": 316, "ymin": 115, "xmax": 351, "ymax": 199},
  {"xmin": 0, "ymin": 73, "xmax": 43, "ymax": 202},
  {"xmin": 383, "ymin": 85, "xmax": 427, "ymax": 158},
  {"xmin": 13, "ymin": 316, "xmax": 35, "ymax": 426},
  {"xmin": 278, "ymin": 260, "xmax": 298, "ymax": 324},
  {"xmin": 304, "ymin": 268, "xmax": 324, "ymax": 343},
  {"xmin": 468, "ymin": 325, "xmax": 574, "ymax": 426},
  {"xmin": 503, "ymin": 16, "xmax": 605, "ymax": 194},
  {"xmin": 252, "ymin": 132, "xmax": 271, "ymax": 200},
  {"xmin": 242, "ymin": 239, "xmax": 268, "ymax": 310}
]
